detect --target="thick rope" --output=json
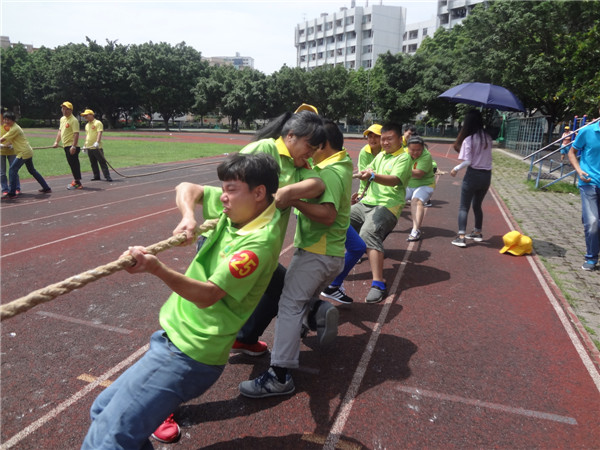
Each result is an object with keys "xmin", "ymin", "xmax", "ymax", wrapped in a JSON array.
[
  {"xmin": 82, "ymin": 147, "xmax": 225, "ymax": 178},
  {"xmin": 0, "ymin": 219, "xmax": 219, "ymax": 321}
]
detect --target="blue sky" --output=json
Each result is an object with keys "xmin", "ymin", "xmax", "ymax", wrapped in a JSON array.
[{"xmin": 2, "ymin": 0, "xmax": 437, "ymax": 74}]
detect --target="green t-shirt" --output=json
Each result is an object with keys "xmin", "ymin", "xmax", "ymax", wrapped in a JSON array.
[
  {"xmin": 357, "ymin": 144, "xmax": 377, "ymax": 193},
  {"xmin": 407, "ymin": 148, "xmax": 436, "ymax": 188},
  {"xmin": 362, "ymin": 149, "xmax": 412, "ymax": 218},
  {"xmin": 160, "ymin": 201, "xmax": 282, "ymax": 366},
  {"xmin": 294, "ymin": 150, "xmax": 353, "ymax": 257},
  {"xmin": 203, "ymin": 137, "xmax": 319, "ymax": 246}
]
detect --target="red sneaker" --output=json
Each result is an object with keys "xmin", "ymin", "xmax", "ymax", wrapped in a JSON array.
[
  {"xmin": 231, "ymin": 340, "xmax": 268, "ymax": 356},
  {"xmin": 151, "ymin": 414, "xmax": 180, "ymax": 443}
]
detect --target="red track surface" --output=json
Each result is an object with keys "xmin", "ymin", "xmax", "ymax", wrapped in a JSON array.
[{"xmin": 1, "ymin": 135, "xmax": 599, "ymax": 449}]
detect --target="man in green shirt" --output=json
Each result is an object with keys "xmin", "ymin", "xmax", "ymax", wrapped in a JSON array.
[
  {"xmin": 239, "ymin": 120, "xmax": 353, "ymax": 398},
  {"xmin": 351, "ymin": 122, "xmax": 412, "ymax": 304},
  {"xmin": 405, "ymin": 136, "xmax": 436, "ymax": 242},
  {"xmin": 82, "ymin": 153, "xmax": 283, "ymax": 449}
]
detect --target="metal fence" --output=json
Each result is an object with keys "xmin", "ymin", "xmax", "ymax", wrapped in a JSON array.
[{"xmin": 503, "ymin": 116, "xmax": 547, "ymax": 157}]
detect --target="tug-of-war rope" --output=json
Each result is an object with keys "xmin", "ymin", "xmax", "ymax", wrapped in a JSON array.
[{"xmin": 0, "ymin": 219, "xmax": 219, "ymax": 322}]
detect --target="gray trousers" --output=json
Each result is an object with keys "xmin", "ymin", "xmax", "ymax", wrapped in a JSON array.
[{"xmin": 270, "ymin": 249, "xmax": 344, "ymax": 368}]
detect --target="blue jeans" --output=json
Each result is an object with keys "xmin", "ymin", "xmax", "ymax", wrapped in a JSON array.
[
  {"xmin": 8, "ymin": 157, "xmax": 50, "ymax": 194},
  {"xmin": 1, "ymin": 154, "xmax": 20, "ymax": 192},
  {"xmin": 82, "ymin": 331, "xmax": 224, "ymax": 450},
  {"xmin": 331, "ymin": 225, "xmax": 366, "ymax": 286},
  {"xmin": 458, "ymin": 167, "xmax": 491, "ymax": 234},
  {"xmin": 579, "ymin": 184, "xmax": 600, "ymax": 263}
]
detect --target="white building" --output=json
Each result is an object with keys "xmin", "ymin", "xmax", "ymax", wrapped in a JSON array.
[
  {"xmin": 295, "ymin": 2, "xmax": 406, "ymax": 70},
  {"xmin": 402, "ymin": 17, "xmax": 437, "ymax": 54},
  {"xmin": 437, "ymin": 0, "xmax": 487, "ymax": 29},
  {"xmin": 205, "ymin": 52, "xmax": 254, "ymax": 70}
]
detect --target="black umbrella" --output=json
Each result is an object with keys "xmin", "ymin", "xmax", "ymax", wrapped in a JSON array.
[{"xmin": 438, "ymin": 82, "xmax": 525, "ymax": 112}]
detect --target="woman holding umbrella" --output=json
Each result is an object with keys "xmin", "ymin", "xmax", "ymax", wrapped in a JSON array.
[{"xmin": 450, "ymin": 109, "xmax": 493, "ymax": 247}]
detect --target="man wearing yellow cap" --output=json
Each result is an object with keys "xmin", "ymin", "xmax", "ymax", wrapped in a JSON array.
[
  {"xmin": 559, "ymin": 125, "xmax": 573, "ymax": 163},
  {"xmin": 353, "ymin": 124, "xmax": 382, "ymax": 202},
  {"xmin": 82, "ymin": 109, "xmax": 112, "ymax": 182},
  {"xmin": 53, "ymin": 101, "xmax": 82, "ymax": 190}
]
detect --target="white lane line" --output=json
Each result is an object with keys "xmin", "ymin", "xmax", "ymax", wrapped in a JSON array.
[
  {"xmin": 0, "ymin": 344, "xmax": 149, "ymax": 450},
  {"xmin": 1, "ymin": 208, "xmax": 177, "ymax": 259},
  {"xmin": 324, "ymin": 232, "xmax": 415, "ymax": 450},
  {"xmin": 394, "ymin": 384, "xmax": 577, "ymax": 425},
  {"xmin": 35, "ymin": 311, "xmax": 133, "ymax": 335},
  {"xmin": 489, "ymin": 188, "xmax": 600, "ymax": 393}
]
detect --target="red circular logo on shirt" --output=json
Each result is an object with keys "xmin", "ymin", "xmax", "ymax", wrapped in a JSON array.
[
  {"xmin": 65, "ymin": 123, "xmax": 70, "ymax": 128},
  {"xmin": 228, "ymin": 250, "xmax": 259, "ymax": 279},
  {"xmin": 3, "ymin": 125, "xmax": 9, "ymax": 132},
  {"xmin": 92, "ymin": 126, "xmax": 96, "ymax": 130}
]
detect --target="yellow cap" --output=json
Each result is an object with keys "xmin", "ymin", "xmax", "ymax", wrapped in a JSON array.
[
  {"xmin": 61, "ymin": 101, "xmax": 73, "ymax": 110},
  {"xmin": 294, "ymin": 103, "xmax": 318, "ymax": 114},
  {"xmin": 81, "ymin": 109, "xmax": 95, "ymax": 116},
  {"xmin": 499, "ymin": 231, "xmax": 532, "ymax": 256},
  {"xmin": 363, "ymin": 124, "xmax": 382, "ymax": 137}
]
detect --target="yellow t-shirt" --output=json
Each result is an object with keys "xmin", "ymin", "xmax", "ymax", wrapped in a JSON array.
[
  {"xmin": 84, "ymin": 119, "xmax": 104, "ymax": 147},
  {"xmin": 2, "ymin": 123, "xmax": 33, "ymax": 160},
  {"xmin": 59, "ymin": 114, "xmax": 80, "ymax": 147},
  {"xmin": 1, "ymin": 124, "xmax": 16, "ymax": 156}
]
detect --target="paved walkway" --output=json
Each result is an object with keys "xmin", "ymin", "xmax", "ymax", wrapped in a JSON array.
[{"xmin": 491, "ymin": 148, "xmax": 600, "ymax": 348}]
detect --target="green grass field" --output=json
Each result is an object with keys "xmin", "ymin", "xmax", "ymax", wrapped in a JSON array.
[{"xmin": 14, "ymin": 132, "xmax": 240, "ymax": 179}]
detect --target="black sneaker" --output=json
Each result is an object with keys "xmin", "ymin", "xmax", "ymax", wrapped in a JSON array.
[
  {"xmin": 321, "ymin": 285, "xmax": 353, "ymax": 304},
  {"xmin": 451, "ymin": 236, "xmax": 467, "ymax": 247},
  {"xmin": 465, "ymin": 230, "xmax": 483, "ymax": 242}
]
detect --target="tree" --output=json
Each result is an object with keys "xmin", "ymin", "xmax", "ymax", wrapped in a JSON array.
[{"xmin": 129, "ymin": 42, "xmax": 206, "ymax": 130}]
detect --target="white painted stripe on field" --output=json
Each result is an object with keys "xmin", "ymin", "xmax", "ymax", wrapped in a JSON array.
[
  {"xmin": 35, "ymin": 311, "xmax": 133, "ymax": 335},
  {"xmin": 1, "ymin": 208, "xmax": 177, "ymax": 259},
  {"xmin": 489, "ymin": 188, "xmax": 600, "ymax": 393},
  {"xmin": 324, "ymin": 230, "xmax": 416, "ymax": 450},
  {"xmin": 394, "ymin": 384, "xmax": 577, "ymax": 425},
  {"xmin": 0, "ymin": 344, "xmax": 149, "ymax": 450}
]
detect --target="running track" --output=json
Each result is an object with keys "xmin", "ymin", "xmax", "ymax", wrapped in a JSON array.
[{"xmin": 1, "ymin": 134, "xmax": 599, "ymax": 449}]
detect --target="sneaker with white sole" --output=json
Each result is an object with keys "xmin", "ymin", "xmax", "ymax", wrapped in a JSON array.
[
  {"xmin": 314, "ymin": 300, "xmax": 339, "ymax": 346},
  {"xmin": 451, "ymin": 236, "xmax": 467, "ymax": 247},
  {"xmin": 582, "ymin": 260, "xmax": 597, "ymax": 271},
  {"xmin": 151, "ymin": 414, "xmax": 180, "ymax": 443},
  {"xmin": 465, "ymin": 230, "xmax": 483, "ymax": 242},
  {"xmin": 231, "ymin": 339, "xmax": 268, "ymax": 356},
  {"xmin": 239, "ymin": 368, "xmax": 295, "ymax": 398},
  {"xmin": 321, "ymin": 285, "xmax": 353, "ymax": 304},
  {"xmin": 407, "ymin": 229, "xmax": 421, "ymax": 242},
  {"xmin": 365, "ymin": 285, "xmax": 386, "ymax": 303}
]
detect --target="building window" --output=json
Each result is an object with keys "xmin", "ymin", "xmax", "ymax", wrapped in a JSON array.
[
  {"xmin": 409, "ymin": 30, "xmax": 418, "ymax": 40},
  {"xmin": 348, "ymin": 46, "xmax": 356, "ymax": 54},
  {"xmin": 345, "ymin": 16, "xmax": 354, "ymax": 25},
  {"xmin": 347, "ymin": 61, "xmax": 355, "ymax": 69},
  {"xmin": 336, "ymin": 19, "xmax": 343, "ymax": 28},
  {"xmin": 347, "ymin": 31, "xmax": 356, "ymax": 40},
  {"xmin": 326, "ymin": 22, "xmax": 333, "ymax": 30},
  {"xmin": 317, "ymin": 38, "xmax": 324, "ymax": 46},
  {"xmin": 300, "ymin": 55, "xmax": 306, "ymax": 62},
  {"xmin": 300, "ymin": 43, "xmax": 306, "ymax": 50},
  {"xmin": 402, "ymin": 45, "xmax": 407, "ymax": 53},
  {"xmin": 317, "ymin": 24, "xmax": 322, "ymax": 32},
  {"xmin": 337, "ymin": 48, "xmax": 344, "ymax": 56},
  {"xmin": 363, "ymin": 29, "xmax": 373, "ymax": 39},
  {"xmin": 299, "ymin": 29, "xmax": 305, "ymax": 36},
  {"xmin": 328, "ymin": 50, "xmax": 334, "ymax": 57},
  {"xmin": 423, "ymin": 28, "xmax": 428, "ymax": 36},
  {"xmin": 336, "ymin": 33, "xmax": 344, "ymax": 42},
  {"xmin": 408, "ymin": 44, "xmax": 417, "ymax": 52},
  {"xmin": 318, "ymin": 52, "xmax": 324, "ymax": 59},
  {"xmin": 403, "ymin": 32, "xmax": 407, "ymax": 40},
  {"xmin": 308, "ymin": 26, "xmax": 314, "ymax": 34},
  {"xmin": 310, "ymin": 41, "xmax": 317, "ymax": 48},
  {"xmin": 327, "ymin": 36, "xmax": 335, "ymax": 44},
  {"xmin": 311, "ymin": 54, "xmax": 316, "ymax": 61},
  {"xmin": 362, "ymin": 44, "xmax": 372, "ymax": 54},
  {"xmin": 362, "ymin": 14, "xmax": 371, "ymax": 24},
  {"xmin": 362, "ymin": 59, "xmax": 372, "ymax": 68}
]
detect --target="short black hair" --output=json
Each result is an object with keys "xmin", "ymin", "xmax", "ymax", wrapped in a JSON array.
[
  {"xmin": 217, "ymin": 153, "xmax": 280, "ymax": 202},
  {"xmin": 3, "ymin": 111, "xmax": 16, "ymax": 121},
  {"xmin": 323, "ymin": 120, "xmax": 344, "ymax": 151},
  {"xmin": 407, "ymin": 136, "xmax": 426, "ymax": 146},
  {"xmin": 403, "ymin": 124, "xmax": 417, "ymax": 133},
  {"xmin": 381, "ymin": 122, "xmax": 403, "ymax": 137}
]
